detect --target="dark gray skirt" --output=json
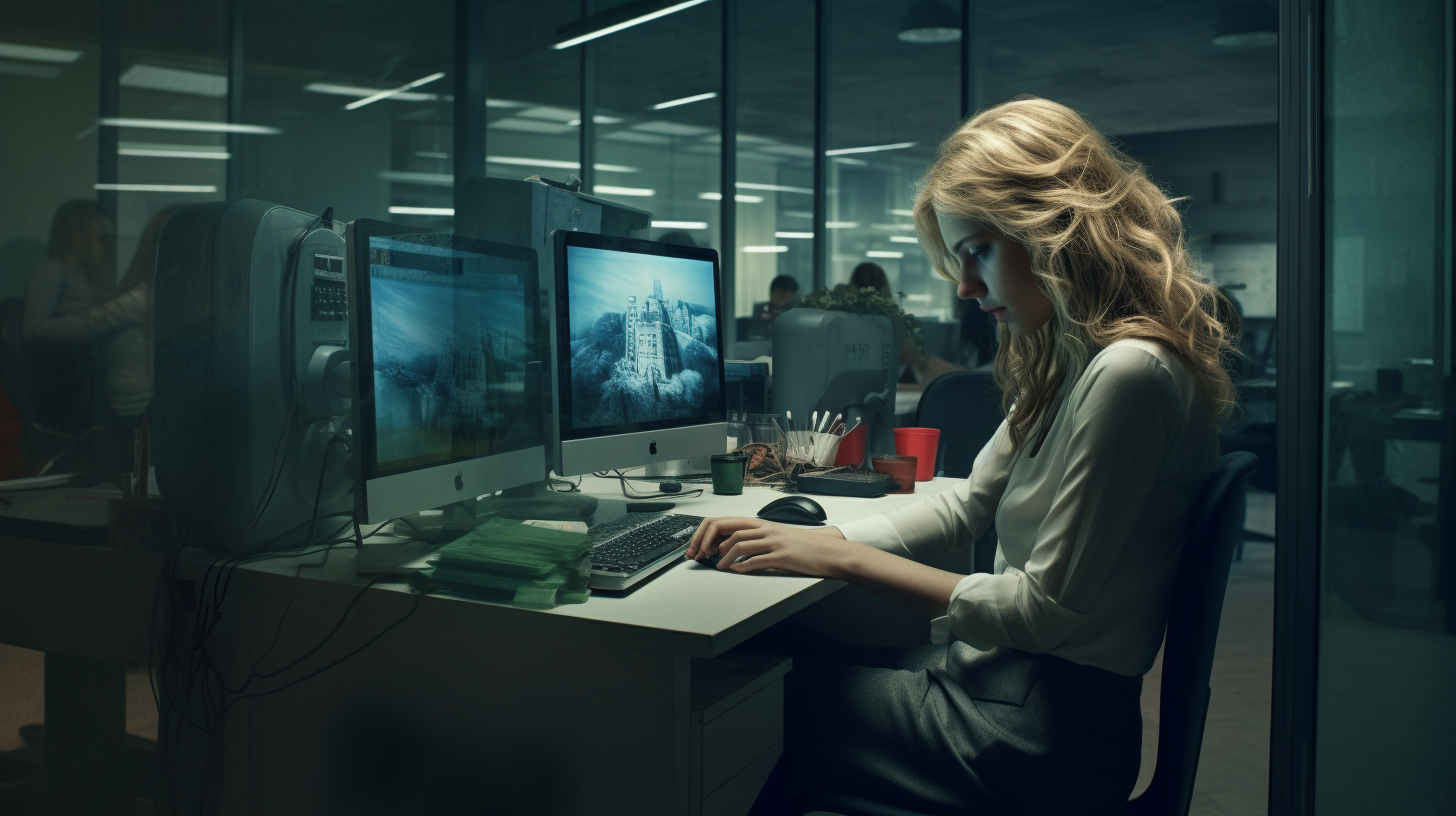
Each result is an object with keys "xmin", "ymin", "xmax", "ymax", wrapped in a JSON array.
[{"xmin": 743, "ymin": 624, "xmax": 1144, "ymax": 816}]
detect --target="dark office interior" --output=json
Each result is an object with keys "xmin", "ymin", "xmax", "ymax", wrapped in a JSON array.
[{"xmin": 0, "ymin": 1, "xmax": 1452, "ymax": 814}]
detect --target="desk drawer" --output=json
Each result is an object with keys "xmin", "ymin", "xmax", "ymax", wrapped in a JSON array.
[{"xmin": 690, "ymin": 653, "xmax": 791, "ymax": 816}]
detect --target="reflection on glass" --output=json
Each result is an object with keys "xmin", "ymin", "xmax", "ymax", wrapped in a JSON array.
[{"xmin": 1317, "ymin": 1, "xmax": 1454, "ymax": 813}]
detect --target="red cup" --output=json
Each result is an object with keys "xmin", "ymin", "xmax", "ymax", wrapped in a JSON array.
[
  {"xmin": 871, "ymin": 455, "xmax": 917, "ymax": 494},
  {"xmin": 893, "ymin": 427, "xmax": 940, "ymax": 481},
  {"xmin": 833, "ymin": 424, "xmax": 868, "ymax": 467}
]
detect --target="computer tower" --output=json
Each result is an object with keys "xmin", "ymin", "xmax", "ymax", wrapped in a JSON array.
[{"xmin": 153, "ymin": 200, "xmax": 354, "ymax": 553}]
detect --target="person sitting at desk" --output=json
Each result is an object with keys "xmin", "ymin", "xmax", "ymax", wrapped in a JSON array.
[
  {"xmin": 752, "ymin": 274, "xmax": 800, "ymax": 322},
  {"xmin": 686, "ymin": 96, "xmax": 1240, "ymax": 816}
]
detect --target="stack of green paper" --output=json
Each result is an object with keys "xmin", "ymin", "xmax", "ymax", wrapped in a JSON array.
[{"xmin": 427, "ymin": 518, "xmax": 593, "ymax": 608}]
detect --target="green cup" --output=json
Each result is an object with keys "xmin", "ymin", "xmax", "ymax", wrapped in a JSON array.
[{"xmin": 710, "ymin": 453, "xmax": 749, "ymax": 495}]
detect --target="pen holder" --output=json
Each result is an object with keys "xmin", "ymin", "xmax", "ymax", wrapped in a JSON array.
[{"xmin": 784, "ymin": 431, "xmax": 842, "ymax": 467}]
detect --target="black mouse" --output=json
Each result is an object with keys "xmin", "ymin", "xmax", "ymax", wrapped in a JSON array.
[
  {"xmin": 697, "ymin": 552, "xmax": 750, "ymax": 569},
  {"xmin": 757, "ymin": 495, "xmax": 827, "ymax": 526}
]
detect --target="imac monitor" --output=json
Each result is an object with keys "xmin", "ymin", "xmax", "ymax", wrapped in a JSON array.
[
  {"xmin": 348, "ymin": 220, "xmax": 546, "ymax": 523},
  {"xmin": 552, "ymin": 231, "xmax": 727, "ymax": 476}
]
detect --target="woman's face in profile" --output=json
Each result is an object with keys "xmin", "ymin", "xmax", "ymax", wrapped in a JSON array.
[{"xmin": 936, "ymin": 213, "xmax": 1052, "ymax": 337}]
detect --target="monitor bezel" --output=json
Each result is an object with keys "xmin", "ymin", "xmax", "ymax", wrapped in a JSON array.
[
  {"xmin": 552, "ymin": 230, "xmax": 729, "ymax": 443},
  {"xmin": 347, "ymin": 218, "xmax": 546, "ymax": 520}
]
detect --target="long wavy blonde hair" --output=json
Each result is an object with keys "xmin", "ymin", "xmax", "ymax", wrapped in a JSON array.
[{"xmin": 914, "ymin": 96, "xmax": 1240, "ymax": 449}]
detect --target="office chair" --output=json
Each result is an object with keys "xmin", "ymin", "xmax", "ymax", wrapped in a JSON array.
[
  {"xmin": 792, "ymin": 452, "xmax": 1258, "ymax": 816},
  {"xmin": 911, "ymin": 370, "xmax": 1002, "ymax": 480}
]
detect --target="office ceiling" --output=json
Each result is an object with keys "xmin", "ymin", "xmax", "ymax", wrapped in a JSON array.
[{"xmin": 2, "ymin": 0, "xmax": 1277, "ymax": 143}]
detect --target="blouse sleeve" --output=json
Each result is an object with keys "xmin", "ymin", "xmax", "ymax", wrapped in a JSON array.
[
  {"xmin": 833, "ymin": 417, "xmax": 1018, "ymax": 559},
  {"xmin": 24, "ymin": 286, "xmax": 146, "ymax": 344},
  {"xmin": 945, "ymin": 346, "xmax": 1182, "ymax": 653}
]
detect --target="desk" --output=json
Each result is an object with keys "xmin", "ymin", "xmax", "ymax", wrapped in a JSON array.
[{"xmin": 0, "ymin": 476, "xmax": 960, "ymax": 816}]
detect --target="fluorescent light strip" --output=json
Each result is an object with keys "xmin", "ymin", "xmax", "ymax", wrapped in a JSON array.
[
  {"xmin": 554, "ymin": 0, "xmax": 712, "ymax": 49},
  {"xmin": 344, "ymin": 72, "xmax": 446, "ymax": 110},
  {"xmin": 775, "ymin": 232, "xmax": 813, "ymax": 239},
  {"xmin": 697, "ymin": 192, "xmax": 763, "ymax": 203},
  {"xmin": 486, "ymin": 155, "xmax": 639, "ymax": 173},
  {"xmin": 651, "ymin": 91, "xmax": 717, "ymax": 110},
  {"xmin": 743, "ymin": 246, "xmax": 788, "ymax": 253},
  {"xmin": 94, "ymin": 183, "xmax": 217, "ymax": 193},
  {"xmin": 118, "ymin": 147, "xmax": 231, "ymax": 160},
  {"xmin": 653, "ymin": 220, "xmax": 708, "ymax": 229},
  {"xmin": 825, "ymin": 141, "xmax": 916, "ymax": 156},
  {"xmin": 866, "ymin": 250, "xmax": 904, "ymax": 259},
  {"xmin": 389, "ymin": 206, "xmax": 454, "ymax": 216},
  {"xmin": 100, "ymin": 117, "xmax": 280, "ymax": 135},
  {"xmin": 304, "ymin": 82, "xmax": 438, "ymax": 102},
  {"xmin": 888, "ymin": 208, "xmax": 914, "ymax": 217},
  {"xmin": 889, "ymin": 235, "xmax": 919, "ymax": 243},
  {"xmin": 594, "ymin": 185, "xmax": 655, "ymax": 197},
  {"xmin": 735, "ymin": 181, "xmax": 813, "ymax": 194},
  {"xmin": 825, "ymin": 221, "xmax": 859, "ymax": 229},
  {"xmin": 0, "ymin": 41, "xmax": 82, "ymax": 63}
]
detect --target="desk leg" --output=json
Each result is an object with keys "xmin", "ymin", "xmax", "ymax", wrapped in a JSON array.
[{"xmin": 43, "ymin": 652, "xmax": 127, "ymax": 816}]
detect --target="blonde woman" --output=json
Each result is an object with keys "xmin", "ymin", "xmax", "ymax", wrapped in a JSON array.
[{"xmin": 686, "ymin": 96, "xmax": 1239, "ymax": 815}]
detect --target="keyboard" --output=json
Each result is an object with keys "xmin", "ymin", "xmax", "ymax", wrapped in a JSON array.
[{"xmin": 588, "ymin": 513, "xmax": 704, "ymax": 591}]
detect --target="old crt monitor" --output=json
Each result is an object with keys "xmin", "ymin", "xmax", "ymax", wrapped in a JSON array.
[
  {"xmin": 347, "ymin": 219, "xmax": 546, "ymax": 523},
  {"xmin": 552, "ymin": 231, "xmax": 727, "ymax": 477}
]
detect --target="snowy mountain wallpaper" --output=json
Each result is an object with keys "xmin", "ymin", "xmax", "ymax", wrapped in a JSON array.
[
  {"xmin": 368, "ymin": 240, "xmax": 536, "ymax": 471},
  {"xmin": 564, "ymin": 246, "xmax": 721, "ymax": 430}
]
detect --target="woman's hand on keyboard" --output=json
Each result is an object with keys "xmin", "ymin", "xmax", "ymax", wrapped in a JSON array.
[
  {"xmin": 702, "ymin": 522, "xmax": 855, "ymax": 578},
  {"xmin": 686, "ymin": 516, "xmax": 775, "ymax": 560}
]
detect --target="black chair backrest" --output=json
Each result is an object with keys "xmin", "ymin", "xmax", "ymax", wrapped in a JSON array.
[
  {"xmin": 912, "ymin": 370, "xmax": 1002, "ymax": 478},
  {"xmin": 1126, "ymin": 451, "xmax": 1258, "ymax": 816}
]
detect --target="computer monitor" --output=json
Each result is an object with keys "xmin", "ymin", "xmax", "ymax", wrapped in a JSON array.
[
  {"xmin": 347, "ymin": 219, "xmax": 546, "ymax": 523},
  {"xmin": 552, "ymin": 231, "xmax": 728, "ymax": 477}
]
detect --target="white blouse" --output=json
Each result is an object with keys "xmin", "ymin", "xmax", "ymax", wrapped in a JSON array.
[{"xmin": 835, "ymin": 338, "xmax": 1218, "ymax": 677}]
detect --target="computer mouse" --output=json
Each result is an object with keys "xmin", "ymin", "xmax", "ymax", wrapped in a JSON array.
[
  {"xmin": 697, "ymin": 552, "xmax": 749, "ymax": 569},
  {"xmin": 757, "ymin": 495, "xmax": 827, "ymax": 526}
]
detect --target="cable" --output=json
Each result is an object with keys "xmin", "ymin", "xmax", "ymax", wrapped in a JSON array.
[{"xmin": 593, "ymin": 468, "xmax": 705, "ymax": 500}]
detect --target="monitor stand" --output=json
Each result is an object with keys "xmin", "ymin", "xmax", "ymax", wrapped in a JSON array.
[{"xmin": 476, "ymin": 480, "xmax": 599, "ymax": 522}]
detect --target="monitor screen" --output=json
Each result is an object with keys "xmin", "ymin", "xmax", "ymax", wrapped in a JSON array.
[
  {"xmin": 359, "ymin": 231, "xmax": 541, "ymax": 477},
  {"xmin": 558, "ymin": 239, "xmax": 724, "ymax": 439}
]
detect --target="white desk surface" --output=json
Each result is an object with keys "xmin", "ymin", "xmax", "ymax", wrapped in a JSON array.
[{"xmin": 236, "ymin": 475, "xmax": 962, "ymax": 659}]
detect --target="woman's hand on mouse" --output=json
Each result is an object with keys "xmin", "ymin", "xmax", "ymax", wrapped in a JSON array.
[
  {"xmin": 708, "ymin": 523, "xmax": 861, "ymax": 578},
  {"xmin": 686, "ymin": 516, "xmax": 843, "ymax": 561}
]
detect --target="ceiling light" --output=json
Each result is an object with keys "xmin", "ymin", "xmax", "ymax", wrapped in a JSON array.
[
  {"xmin": 785, "ymin": 210, "xmax": 813, "ymax": 218},
  {"xmin": 775, "ymin": 232, "xmax": 813, "ymax": 239},
  {"xmin": 380, "ymin": 170, "xmax": 452, "ymax": 186},
  {"xmin": 486, "ymin": 98, "xmax": 527, "ymax": 108},
  {"xmin": 825, "ymin": 142, "xmax": 916, "ymax": 156},
  {"xmin": 118, "ymin": 143, "xmax": 231, "ymax": 160},
  {"xmin": 1213, "ymin": 2, "xmax": 1278, "ymax": 48},
  {"xmin": 697, "ymin": 192, "xmax": 764, "ymax": 203},
  {"xmin": 0, "ymin": 41, "xmax": 82, "ymax": 63},
  {"xmin": 566, "ymin": 114, "xmax": 624, "ymax": 126},
  {"xmin": 653, "ymin": 220, "xmax": 708, "ymax": 229},
  {"xmin": 486, "ymin": 155, "xmax": 640, "ymax": 172},
  {"xmin": 344, "ymin": 72, "xmax": 446, "ymax": 110},
  {"xmin": 889, "ymin": 235, "xmax": 919, "ymax": 243},
  {"xmin": 833, "ymin": 156, "xmax": 868, "ymax": 166},
  {"xmin": 93, "ymin": 183, "xmax": 217, "ymax": 193},
  {"xmin": 120, "ymin": 64, "xmax": 226, "ymax": 97},
  {"xmin": 867, "ymin": 250, "xmax": 904, "ymax": 259},
  {"xmin": 743, "ymin": 246, "xmax": 788, "ymax": 253},
  {"xmin": 594, "ymin": 185, "xmax": 655, "ymax": 197},
  {"xmin": 304, "ymin": 82, "xmax": 438, "ymax": 102},
  {"xmin": 888, "ymin": 208, "xmax": 914, "ymax": 216},
  {"xmin": 825, "ymin": 221, "xmax": 859, "ymax": 229},
  {"xmin": 0, "ymin": 61, "xmax": 61, "ymax": 79},
  {"xmin": 651, "ymin": 91, "xmax": 717, "ymax": 110},
  {"xmin": 388, "ymin": 206, "xmax": 454, "ymax": 216},
  {"xmin": 736, "ymin": 181, "xmax": 813, "ymax": 194},
  {"xmin": 100, "ymin": 117, "xmax": 280, "ymax": 134},
  {"xmin": 896, "ymin": 1, "xmax": 961, "ymax": 44},
  {"xmin": 555, "ymin": 0, "xmax": 712, "ymax": 49}
]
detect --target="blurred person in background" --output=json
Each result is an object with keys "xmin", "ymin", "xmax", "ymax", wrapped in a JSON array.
[{"xmin": 21, "ymin": 200, "xmax": 144, "ymax": 472}]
